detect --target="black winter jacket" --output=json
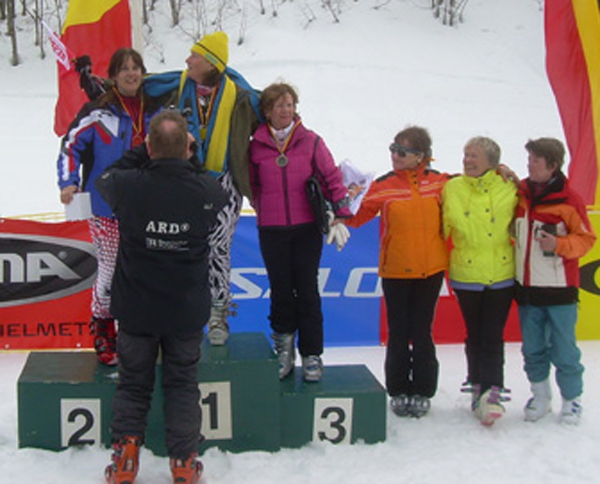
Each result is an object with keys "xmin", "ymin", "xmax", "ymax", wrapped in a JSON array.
[{"xmin": 96, "ymin": 155, "xmax": 228, "ymax": 336}]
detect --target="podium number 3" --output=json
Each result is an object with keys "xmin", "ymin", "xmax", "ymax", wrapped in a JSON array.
[
  {"xmin": 60, "ymin": 399, "xmax": 101, "ymax": 447},
  {"xmin": 313, "ymin": 398, "xmax": 354, "ymax": 444}
]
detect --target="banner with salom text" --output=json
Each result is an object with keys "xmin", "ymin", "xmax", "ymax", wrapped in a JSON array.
[{"xmin": 2, "ymin": 214, "xmax": 600, "ymax": 350}]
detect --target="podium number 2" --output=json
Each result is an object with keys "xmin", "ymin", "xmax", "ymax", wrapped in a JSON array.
[
  {"xmin": 313, "ymin": 398, "xmax": 354, "ymax": 444},
  {"xmin": 199, "ymin": 382, "xmax": 232, "ymax": 440},
  {"xmin": 60, "ymin": 399, "xmax": 101, "ymax": 447}
]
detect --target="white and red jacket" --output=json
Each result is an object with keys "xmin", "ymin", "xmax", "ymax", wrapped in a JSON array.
[
  {"xmin": 249, "ymin": 119, "xmax": 350, "ymax": 227},
  {"xmin": 514, "ymin": 172, "xmax": 596, "ymax": 305}
]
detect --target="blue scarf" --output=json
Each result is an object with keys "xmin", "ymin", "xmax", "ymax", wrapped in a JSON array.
[{"xmin": 144, "ymin": 67, "xmax": 262, "ymax": 176}]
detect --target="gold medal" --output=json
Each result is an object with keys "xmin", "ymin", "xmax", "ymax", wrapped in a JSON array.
[{"xmin": 276, "ymin": 154, "xmax": 288, "ymax": 167}]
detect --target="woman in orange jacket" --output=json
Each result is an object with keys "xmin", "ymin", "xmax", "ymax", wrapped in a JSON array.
[{"xmin": 345, "ymin": 126, "xmax": 450, "ymax": 418}]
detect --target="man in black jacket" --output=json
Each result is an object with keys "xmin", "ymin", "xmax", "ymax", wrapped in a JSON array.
[{"xmin": 96, "ymin": 110, "xmax": 228, "ymax": 484}]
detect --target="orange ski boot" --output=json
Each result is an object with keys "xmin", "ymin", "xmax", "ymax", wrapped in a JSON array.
[
  {"xmin": 170, "ymin": 454, "xmax": 203, "ymax": 484},
  {"xmin": 105, "ymin": 436, "xmax": 141, "ymax": 484}
]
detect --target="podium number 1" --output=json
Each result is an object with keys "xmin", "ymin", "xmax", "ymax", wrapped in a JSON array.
[
  {"xmin": 199, "ymin": 381, "xmax": 232, "ymax": 440},
  {"xmin": 313, "ymin": 398, "xmax": 354, "ymax": 444},
  {"xmin": 60, "ymin": 399, "xmax": 101, "ymax": 447}
]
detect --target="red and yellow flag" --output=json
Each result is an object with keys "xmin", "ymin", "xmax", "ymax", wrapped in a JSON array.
[
  {"xmin": 53, "ymin": 0, "xmax": 132, "ymax": 136},
  {"xmin": 545, "ymin": 0, "xmax": 600, "ymax": 207}
]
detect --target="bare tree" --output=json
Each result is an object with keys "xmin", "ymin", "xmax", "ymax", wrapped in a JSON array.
[
  {"xmin": 142, "ymin": 0, "xmax": 149, "ymax": 24},
  {"xmin": 322, "ymin": 0, "xmax": 340, "ymax": 23},
  {"xmin": 0, "ymin": 0, "xmax": 6, "ymax": 20},
  {"xmin": 46, "ymin": 0, "xmax": 65, "ymax": 34},
  {"xmin": 300, "ymin": 1, "xmax": 317, "ymax": 28},
  {"xmin": 34, "ymin": 0, "xmax": 45, "ymax": 58},
  {"xmin": 7, "ymin": 0, "xmax": 19, "ymax": 65},
  {"xmin": 373, "ymin": 0, "xmax": 392, "ymax": 11},
  {"xmin": 238, "ymin": 2, "xmax": 247, "ymax": 45},
  {"xmin": 170, "ymin": 0, "xmax": 183, "ymax": 26},
  {"xmin": 433, "ymin": 0, "xmax": 468, "ymax": 27}
]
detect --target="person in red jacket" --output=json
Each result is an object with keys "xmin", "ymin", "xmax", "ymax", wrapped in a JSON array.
[
  {"xmin": 514, "ymin": 137, "xmax": 596, "ymax": 425},
  {"xmin": 345, "ymin": 126, "xmax": 451, "ymax": 418},
  {"xmin": 249, "ymin": 82, "xmax": 351, "ymax": 382}
]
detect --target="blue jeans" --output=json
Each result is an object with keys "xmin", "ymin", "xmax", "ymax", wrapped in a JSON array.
[{"xmin": 518, "ymin": 304, "xmax": 584, "ymax": 400}]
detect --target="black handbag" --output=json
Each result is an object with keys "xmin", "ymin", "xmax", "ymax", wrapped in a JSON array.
[{"xmin": 305, "ymin": 137, "xmax": 331, "ymax": 235}]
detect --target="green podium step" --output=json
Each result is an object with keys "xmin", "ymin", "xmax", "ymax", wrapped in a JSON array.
[
  {"xmin": 280, "ymin": 365, "xmax": 386, "ymax": 447},
  {"xmin": 18, "ymin": 332, "xmax": 386, "ymax": 455}
]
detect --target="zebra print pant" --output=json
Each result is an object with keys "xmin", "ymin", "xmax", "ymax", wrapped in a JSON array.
[{"xmin": 208, "ymin": 170, "xmax": 242, "ymax": 305}]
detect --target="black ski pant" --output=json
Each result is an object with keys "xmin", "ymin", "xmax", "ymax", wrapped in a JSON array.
[
  {"xmin": 259, "ymin": 223, "xmax": 324, "ymax": 357},
  {"xmin": 111, "ymin": 329, "xmax": 203, "ymax": 459},
  {"xmin": 454, "ymin": 286, "xmax": 514, "ymax": 393},
  {"xmin": 382, "ymin": 272, "xmax": 444, "ymax": 399}
]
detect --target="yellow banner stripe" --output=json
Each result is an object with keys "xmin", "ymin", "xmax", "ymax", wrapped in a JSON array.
[
  {"xmin": 62, "ymin": 0, "xmax": 122, "ymax": 31},
  {"xmin": 573, "ymin": 0, "xmax": 600, "ymax": 208}
]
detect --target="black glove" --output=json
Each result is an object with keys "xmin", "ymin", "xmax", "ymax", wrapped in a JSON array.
[
  {"xmin": 73, "ymin": 55, "xmax": 105, "ymax": 101},
  {"xmin": 73, "ymin": 55, "xmax": 92, "ymax": 73}
]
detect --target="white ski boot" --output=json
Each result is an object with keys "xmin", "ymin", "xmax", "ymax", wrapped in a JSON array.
[
  {"xmin": 560, "ymin": 397, "xmax": 582, "ymax": 425},
  {"xmin": 524, "ymin": 379, "xmax": 552, "ymax": 422},
  {"xmin": 474, "ymin": 386, "xmax": 505, "ymax": 426}
]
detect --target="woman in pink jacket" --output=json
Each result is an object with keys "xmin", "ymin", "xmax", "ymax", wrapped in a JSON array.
[{"xmin": 250, "ymin": 82, "xmax": 351, "ymax": 382}]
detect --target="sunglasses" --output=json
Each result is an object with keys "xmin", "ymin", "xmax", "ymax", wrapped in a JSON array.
[{"xmin": 389, "ymin": 143, "xmax": 421, "ymax": 157}]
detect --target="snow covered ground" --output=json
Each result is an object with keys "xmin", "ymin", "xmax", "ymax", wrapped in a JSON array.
[
  {"xmin": 1, "ymin": 0, "xmax": 599, "ymax": 483},
  {"xmin": 2, "ymin": 342, "xmax": 600, "ymax": 483}
]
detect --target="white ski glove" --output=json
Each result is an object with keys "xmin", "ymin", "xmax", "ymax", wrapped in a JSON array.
[{"xmin": 326, "ymin": 211, "xmax": 350, "ymax": 251}]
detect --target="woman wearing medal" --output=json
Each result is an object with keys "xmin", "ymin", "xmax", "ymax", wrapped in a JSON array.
[
  {"xmin": 249, "ymin": 82, "xmax": 351, "ymax": 382},
  {"xmin": 57, "ymin": 48, "xmax": 161, "ymax": 366}
]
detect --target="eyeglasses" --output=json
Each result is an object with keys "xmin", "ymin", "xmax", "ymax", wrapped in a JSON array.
[{"xmin": 389, "ymin": 143, "xmax": 421, "ymax": 157}]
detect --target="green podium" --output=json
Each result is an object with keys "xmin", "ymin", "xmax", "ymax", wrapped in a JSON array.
[
  {"xmin": 18, "ymin": 332, "xmax": 386, "ymax": 455},
  {"xmin": 280, "ymin": 365, "xmax": 386, "ymax": 447}
]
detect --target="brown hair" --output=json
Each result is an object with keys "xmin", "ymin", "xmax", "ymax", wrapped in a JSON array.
[
  {"xmin": 394, "ymin": 126, "xmax": 432, "ymax": 160},
  {"xmin": 148, "ymin": 110, "xmax": 188, "ymax": 160},
  {"xmin": 107, "ymin": 47, "xmax": 146, "ymax": 79},
  {"xmin": 259, "ymin": 83, "xmax": 299, "ymax": 121},
  {"xmin": 525, "ymin": 138, "xmax": 565, "ymax": 172}
]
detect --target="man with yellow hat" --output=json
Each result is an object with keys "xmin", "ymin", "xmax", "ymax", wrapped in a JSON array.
[{"xmin": 145, "ymin": 31, "xmax": 262, "ymax": 347}]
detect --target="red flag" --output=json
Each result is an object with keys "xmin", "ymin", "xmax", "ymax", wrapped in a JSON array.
[
  {"xmin": 545, "ymin": 0, "xmax": 600, "ymax": 207},
  {"xmin": 53, "ymin": 0, "xmax": 132, "ymax": 137}
]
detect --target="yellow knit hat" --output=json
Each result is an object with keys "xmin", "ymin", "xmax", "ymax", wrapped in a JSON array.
[{"xmin": 190, "ymin": 31, "xmax": 229, "ymax": 73}]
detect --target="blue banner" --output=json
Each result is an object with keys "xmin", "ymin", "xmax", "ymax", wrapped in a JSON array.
[{"xmin": 229, "ymin": 215, "xmax": 381, "ymax": 346}]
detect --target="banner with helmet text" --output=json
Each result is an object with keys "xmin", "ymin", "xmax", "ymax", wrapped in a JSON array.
[
  {"xmin": 2, "ymin": 214, "xmax": 600, "ymax": 350},
  {"xmin": 0, "ymin": 218, "xmax": 95, "ymax": 350}
]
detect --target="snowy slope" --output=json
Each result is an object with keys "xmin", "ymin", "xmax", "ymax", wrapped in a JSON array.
[{"xmin": 0, "ymin": 0, "xmax": 561, "ymax": 217}]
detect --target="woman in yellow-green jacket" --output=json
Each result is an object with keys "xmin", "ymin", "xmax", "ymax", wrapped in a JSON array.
[{"xmin": 442, "ymin": 136, "xmax": 518, "ymax": 426}]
